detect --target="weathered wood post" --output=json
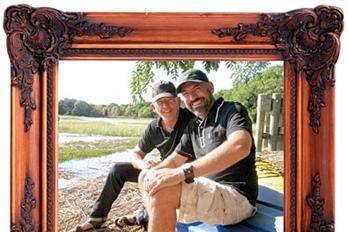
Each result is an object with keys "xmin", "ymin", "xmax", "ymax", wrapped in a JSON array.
[
  {"xmin": 277, "ymin": 110, "xmax": 284, "ymax": 150},
  {"xmin": 262, "ymin": 108, "xmax": 271, "ymax": 149},
  {"xmin": 255, "ymin": 94, "xmax": 271, "ymax": 152},
  {"xmin": 268, "ymin": 93, "xmax": 282, "ymax": 150}
]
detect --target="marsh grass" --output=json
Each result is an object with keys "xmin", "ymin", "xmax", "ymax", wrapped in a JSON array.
[
  {"xmin": 59, "ymin": 138, "xmax": 138, "ymax": 161},
  {"xmin": 58, "ymin": 116, "xmax": 150, "ymax": 161},
  {"xmin": 59, "ymin": 115, "xmax": 152, "ymax": 124},
  {"xmin": 59, "ymin": 121, "xmax": 146, "ymax": 137}
]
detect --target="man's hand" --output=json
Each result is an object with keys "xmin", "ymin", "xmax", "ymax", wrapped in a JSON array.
[
  {"xmin": 144, "ymin": 168, "xmax": 185, "ymax": 196},
  {"xmin": 141, "ymin": 153, "xmax": 161, "ymax": 170},
  {"xmin": 143, "ymin": 159, "xmax": 161, "ymax": 169}
]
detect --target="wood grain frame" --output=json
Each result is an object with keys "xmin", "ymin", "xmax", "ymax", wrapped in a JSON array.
[{"xmin": 4, "ymin": 4, "xmax": 343, "ymax": 232}]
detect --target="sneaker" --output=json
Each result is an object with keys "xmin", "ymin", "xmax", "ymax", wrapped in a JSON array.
[{"xmin": 115, "ymin": 215, "xmax": 137, "ymax": 228}]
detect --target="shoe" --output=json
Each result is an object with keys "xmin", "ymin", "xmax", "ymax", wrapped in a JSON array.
[
  {"xmin": 75, "ymin": 219, "xmax": 106, "ymax": 232},
  {"xmin": 115, "ymin": 215, "xmax": 137, "ymax": 228}
]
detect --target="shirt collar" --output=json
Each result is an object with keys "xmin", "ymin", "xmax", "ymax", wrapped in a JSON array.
[{"xmin": 155, "ymin": 117, "xmax": 162, "ymax": 128}]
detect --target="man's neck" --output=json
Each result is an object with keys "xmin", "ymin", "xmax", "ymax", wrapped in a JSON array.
[{"xmin": 161, "ymin": 118, "xmax": 177, "ymax": 132}]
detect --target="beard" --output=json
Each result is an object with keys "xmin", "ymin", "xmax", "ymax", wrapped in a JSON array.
[{"xmin": 187, "ymin": 93, "xmax": 214, "ymax": 117}]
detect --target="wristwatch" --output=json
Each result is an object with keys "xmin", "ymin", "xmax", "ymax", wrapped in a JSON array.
[{"xmin": 182, "ymin": 163, "xmax": 194, "ymax": 184}]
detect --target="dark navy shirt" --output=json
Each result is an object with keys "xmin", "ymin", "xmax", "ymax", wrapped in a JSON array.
[
  {"xmin": 138, "ymin": 108, "xmax": 195, "ymax": 160},
  {"xmin": 175, "ymin": 98, "xmax": 258, "ymax": 206}
]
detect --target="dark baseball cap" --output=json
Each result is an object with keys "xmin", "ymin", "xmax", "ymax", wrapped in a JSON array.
[
  {"xmin": 177, "ymin": 69, "xmax": 209, "ymax": 93},
  {"xmin": 151, "ymin": 81, "xmax": 177, "ymax": 102}
]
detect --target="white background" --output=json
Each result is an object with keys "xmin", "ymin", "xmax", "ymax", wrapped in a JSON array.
[{"xmin": 0, "ymin": 0, "xmax": 347, "ymax": 231}]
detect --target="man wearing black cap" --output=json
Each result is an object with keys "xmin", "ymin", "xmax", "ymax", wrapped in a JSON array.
[
  {"xmin": 139, "ymin": 69, "xmax": 258, "ymax": 232},
  {"xmin": 75, "ymin": 81, "xmax": 194, "ymax": 231}
]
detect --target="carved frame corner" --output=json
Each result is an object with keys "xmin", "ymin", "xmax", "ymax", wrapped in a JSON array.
[
  {"xmin": 212, "ymin": 5, "xmax": 344, "ymax": 134},
  {"xmin": 3, "ymin": 4, "xmax": 134, "ymax": 132}
]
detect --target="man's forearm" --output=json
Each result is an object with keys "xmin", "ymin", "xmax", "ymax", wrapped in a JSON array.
[
  {"xmin": 191, "ymin": 130, "xmax": 252, "ymax": 177},
  {"xmin": 153, "ymin": 152, "xmax": 187, "ymax": 170},
  {"xmin": 131, "ymin": 151, "xmax": 146, "ymax": 170}
]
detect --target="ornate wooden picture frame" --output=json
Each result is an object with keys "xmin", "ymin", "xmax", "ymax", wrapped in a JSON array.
[{"xmin": 4, "ymin": 4, "xmax": 343, "ymax": 232}]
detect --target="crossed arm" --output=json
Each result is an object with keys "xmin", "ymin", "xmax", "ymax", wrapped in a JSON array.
[{"xmin": 144, "ymin": 129, "xmax": 252, "ymax": 195}]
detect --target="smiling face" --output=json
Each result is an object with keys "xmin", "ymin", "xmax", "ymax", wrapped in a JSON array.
[
  {"xmin": 151, "ymin": 97, "xmax": 180, "ymax": 122},
  {"xmin": 179, "ymin": 82, "xmax": 215, "ymax": 119}
]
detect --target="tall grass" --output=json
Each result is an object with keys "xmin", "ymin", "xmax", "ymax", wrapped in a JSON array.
[
  {"xmin": 59, "ymin": 139, "xmax": 138, "ymax": 161},
  {"xmin": 59, "ymin": 121, "xmax": 146, "ymax": 137},
  {"xmin": 58, "ymin": 116, "xmax": 149, "ymax": 161}
]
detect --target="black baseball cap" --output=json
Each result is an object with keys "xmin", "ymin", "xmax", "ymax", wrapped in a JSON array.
[
  {"xmin": 177, "ymin": 69, "xmax": 209, "ymax": 93},
  {"xmin": 151, "ymin": 81, "xmax": 177, "ymax": 102}
]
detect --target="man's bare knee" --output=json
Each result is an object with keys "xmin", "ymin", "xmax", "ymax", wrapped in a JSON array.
[
  {"xmin": 148, "ymin": 184, "xmax": 181, "ymax": 209},
  {"xmin": 138, "ymin": 169, "xmax": 148, "ymax": 189}
]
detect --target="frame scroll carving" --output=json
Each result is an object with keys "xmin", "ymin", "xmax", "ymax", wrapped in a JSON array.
[
  {"xmin": 10, "ymin": 176, "xmax": 36, "ymax": 232},
  {"xmin": 4, "ymin": 4, "xmax": 342, "ymax": 232},
  {"xmin": 212, "ymin": 5, "xmax": 343, "ymax": 133},
  {"xmin": 3, "ymin": 5, "xmax": 134, "ymax": 132},
  {"xmin": 306, "ymin": 173, "xmax": 335, "ymax": 232}
]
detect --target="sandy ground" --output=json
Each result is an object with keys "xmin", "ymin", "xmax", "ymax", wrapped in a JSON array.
[
  {"xmin": 59, "ymin": 179, "xmax": 145, "ymax": 232},
  {"xmin": 258, "ymin": 150, "xmax": 284, "ymax": 175}
]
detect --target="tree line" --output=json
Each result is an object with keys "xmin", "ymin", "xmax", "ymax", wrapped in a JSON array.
[
  {"xmin": 131, "ymin": 61, "xmax": 283, "ymax": 122},
  {"xmin": 59, "ymin": 99, "xmax": 156, "ymax": 118},
  {"xmin": 60, "ymin": 61, "xmax": 283, "ymax": 121},
  {"xmin": 215, "ymin": 65, "xmax": 283, "ymax": 122}
]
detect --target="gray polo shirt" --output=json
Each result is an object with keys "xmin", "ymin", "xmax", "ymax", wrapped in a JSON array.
[{"xmin": 175, "ymin": 98, "xmax": 258, "ymax": 206}]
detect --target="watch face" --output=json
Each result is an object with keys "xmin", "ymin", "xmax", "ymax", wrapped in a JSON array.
[
  {"xmin": 183, "ymin": 163, "xmax": 194, "ymax": 184},
  {"xmin": 183, "ymin": 163, "xmax": 191, "ymax": 169}
]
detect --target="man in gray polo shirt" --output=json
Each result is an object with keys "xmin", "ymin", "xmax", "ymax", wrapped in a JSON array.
[{"xmin": 139, "ymin": 69, "xmax": 258, "ymax": 232}]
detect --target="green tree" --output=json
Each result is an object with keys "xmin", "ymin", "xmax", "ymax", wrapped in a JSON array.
[
  {"xmin": 58, "ymin": 98, "xmax": 77, "ymax": 115},
  {"xmin": 58, "ymin": 100, "xmax": 67, "ymax": 115},
  {"xmin": 130, "ymin": 61, "xmax": 270, "ymax": 101},
  {"xmin": 227, "ymin": 61, "xmax": 270, "ymax": 84},
  {"xmin": 138, "ymin": 105, "xmax": 155, "ymax": 118},
  {"xmin": 93, "ymin": 104, "xmax": 106, "ymax": 117},
  {"xmin": 123, "ymin": 103, "xmax": 140, "ymax": 117},
  {"xmin": 130, "ymin": 61, "xmax": 196, "ymax": 102},
  {"xmin": 119, "ymin": 104, "xmax": 128, "ymax": 116},
  {"xmin": 71, "ymin": 100, "xmax": 94, "ymax": 116},
  {"xmin": 216, "ymin": 65, "xmax": 283, "ymax": 122},
  {"xmin": 107, "ymin": 103, "xmax": 121, "ymax": 117}
]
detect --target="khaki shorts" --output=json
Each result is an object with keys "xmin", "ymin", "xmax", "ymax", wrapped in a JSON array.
[{"xmin": 177, "ymin": 177, "xmax": 256, "ymax": 226}]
